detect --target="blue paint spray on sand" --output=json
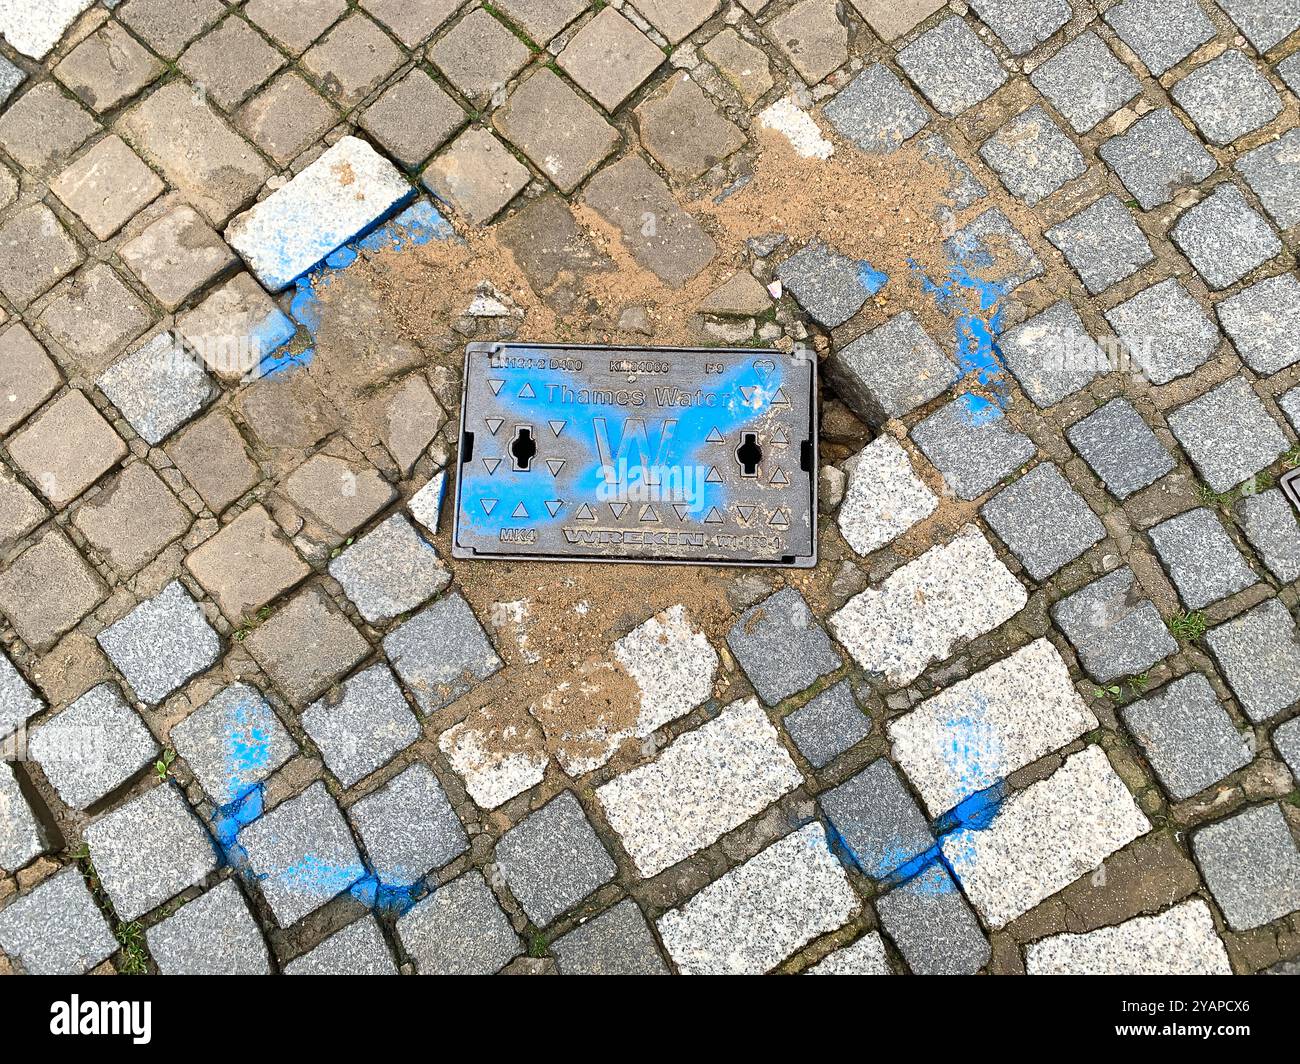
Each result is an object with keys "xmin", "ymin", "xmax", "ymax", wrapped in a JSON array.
[{"xmin": 258, "ymin": 198, "xmax": 456, "ymax": 379}]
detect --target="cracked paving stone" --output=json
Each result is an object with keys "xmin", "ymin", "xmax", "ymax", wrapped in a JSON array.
[
  {"xmin": 911, "ymin": 402, "xmax": 1037, "ymax": 501},
  {"xmin": 1237, "ymin": 489, "xmax": 1300, "ymax": 583},
  {"xmin": 302, "ymin": 664, "xmax": 422, "ymax": 789},
  {"xmin": 820, "ymin": 758, "xmax": 934, "ymax": 878},
  {"xmin": 84, "ymin": 783, "xmax": 220, "ymax": 921},
  {"xmin": 0, "ymin": 323, "xmax": 61, "ymax": 435},
  {"xmin": 284, "ymin": 916, "xmax": 398, "ymax": 975},
  {"xmin": 1168, "ymin": 377, "xmax": 1287, "ymax": 494},
  {"xmin": 329, "ymin": 514, "xmax": 451, "ymax": 625},
  {"xmin": 1102, "ymin": 0, "xmax": 1216, "ymax": 77},
  {"xmin": 980, "ymin": 105, "xmax": 1086, "ymax": 207},
  {"xmin": 552, "ymin": 898, "xmax": 669, "ymax": 975},
  {"xmin": 832, "ymin": 526, "xmax": 1028, "ymax": 687},
  {"xmin": 384, "ymin": 591, "xmax": 503, "ymax": 714},
  {"xmin": 635, "ymin": 71, "xmax": 746, "ymax": 182},
  {"xmin": 877, "ymin": 863, "xmax": 991, "ymax": 975},
  {"xmin": 51, "ymin": 135, "xmax": 164, "ymax": 242},
  {"xmin": 1172, "ymin": 50, "xmax": 1282, "ymax": 148},
  {"xmin": 823, "ymin": 63, "xmax": 929, "ymax": 154},
  {"xmin": 1050, "ymin": 568, "xmax": 1177, "ymax": 684},
  {"xmin": 245, "ymin": 588, "xmax": 370, "ymax": 707},
  {"xmin": 1149, "ymin": 507, "xmax": 1258, "ymax": 610},
  {"xmin": 170, "ymin": 683, "xmax": 297, "ymax": 807},
  {"xmin": 396, "ymin": 870, "xmax": 521, "ymax": 975},
  {"xmin": 1046, "ymin": 195, "xmax": 1154, "ymax": 297},
  {"xmin": 1025, "ymin": 898, "xmax": 1231, "ymax": 974},
  {"xmin": 97, "ymin": 581, "xmax": 221, "ymax": 705},
  {"xmin": 29, "ymin": 683, "xmax": 159, "ymax": 810},
  {"xmin": 807, "ymin": 931, "xmax": 891, "ymax": 974},
  {"xmin": 828, "ymin": 311, "xmax": 957, "ymax": 424},
  {"xmin": 981, "ymin": 462, "xmax": 1105, "ymax": 581},
  {"xmin": 1170, "ymin": 183, "xmax": 1282, "ymax": 291},
  {"xmin": 1121, "ymin": 673, "xmax": 1254, "ymax": 802},
  {"xmin": 1098, "ymin": 108, "xmax": 1217, "ymax": 211},
  {"xmin": 970, "ymin": 0, "xmax": 1069, "ymax": 55},
  {"xmin": 348, "ymin": 763, "xmax": 468, "ymax": 887},
  {"xmin": 596, "ymin": 698, "xmax": 802, "ymax": 878},
  {"xmin": 238, "ymin": 781, "xmax": 365, "ymax": 926},
  {"xmin": 1192, "ymin": 802, "xmax": 1300, "ymax": 931},
  {"xmin": 999, "ymin": 301, "xmax": 1105, "ymax": 408},
  {"xmin": 98, "ymin": 333, "xmax": 215, "ymax": 446},
  {"xmin": 889, "ymin": 638, "xmax": 1097, "ymax": 817},
  {"xmin": 494, "ymin": 68, "xmax": 619, "ymax": 194},
  {"xmin": 897, "ymin": 16, "xmax": 1008, "ymax": 117},
  {"xmin": 147, "ymin": 879, "xmax": 271, "ymax": 975},
  {"xmin": 0, "ymin": 649, "xmax": 43, "ymax": 744},
  {"xmin": 582, "ymin": 155, "xmax": 717, "ymax": 287},
  {"xmin": 783, "ymin": 679, "xmax": 870, "ymax": 769},
  {"xmin": 942, "ymin": 746, "xmax": 1150, "ymax": 929},
  {"xmin": 1236, "ymin": 129, "xmax": 1300, "ymax": 231},
  {"xmin": 836, "ymin": 436, "xmax": 939, "ymax": 557},
  {"xmin": 656, "ymin": 823, "xmax": 860, "ymax": 975},
  {"xmin": 727, "ymin": 588, "xmax": 842, "ymax": 705},
  {"xmin": 495, "ymin": 791, "xmax": 617, "ymax": 927},
  {"xmin": 0, "ymin": 529, "xmax": 108, "ymax": 653},
  {"xmin": 0, "ymin": 762, "xmax": 48, "ymax": 873},
  {"xmin": 1103, "ymin": 278, "xmax": 1220, "ymax": 385},
  {"xmin": 1030, "ymin": 30, "xmax": 1140, "ymax": 134},
  {"xmin": 1067, "ymin": 398, "xmax": 1175, "ymax": 500},
  {"xmin": 72, "ymin": 463, "xmax": 191, "ymax": 576},
  {"xmin": 0, "ymin": 867, "xmax": 117, "ymax": 975},
  {"xmin": 1205, "ymin": 599, "xmax": 1300, "ymax": 723},
  {"xmin": 1217, "ymin": 272, "xmax": 1300, "ymax": 377}
]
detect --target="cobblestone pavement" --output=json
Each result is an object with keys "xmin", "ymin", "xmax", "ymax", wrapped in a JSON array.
[{"xmin": 1, "ymin": 0, "xmax": 1299, "ymax": 977}]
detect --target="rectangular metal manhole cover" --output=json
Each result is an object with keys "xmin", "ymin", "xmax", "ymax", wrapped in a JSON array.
[{"xmin": 451, "ymin": 343, "xmax": 818, "ymax": 567}]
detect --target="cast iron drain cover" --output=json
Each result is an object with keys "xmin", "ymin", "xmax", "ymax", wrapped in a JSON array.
[
  {"xmin": 452, "ymin": 343, "xmax": 818, "ymax": 567},
  {"xmin": 1281, "ymin": 467, "xmax": 1300, "ymax": 513}
]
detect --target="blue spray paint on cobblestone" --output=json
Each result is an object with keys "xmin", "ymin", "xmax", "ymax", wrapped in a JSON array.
[{"xmin": 258, "ymin": 199, "xmax": 456, "ymax": 379}]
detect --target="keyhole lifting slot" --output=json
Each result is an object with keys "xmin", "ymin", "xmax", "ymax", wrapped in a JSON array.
[
  {"xmin": 511, "ymin": 426, "xmax": 538, "ymax": 471},
  {"xmin": 736, "ymin": 432, "xmax": 763, "ymax": 478}
]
